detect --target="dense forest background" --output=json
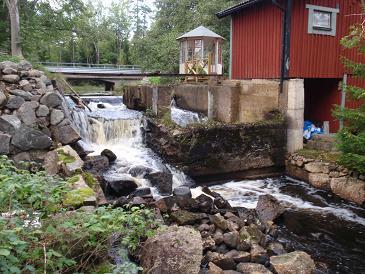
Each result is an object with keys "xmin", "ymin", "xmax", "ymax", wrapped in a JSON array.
[{"xmin": 0, "ymin": 0, "xmax": 240, "ymax": 73}]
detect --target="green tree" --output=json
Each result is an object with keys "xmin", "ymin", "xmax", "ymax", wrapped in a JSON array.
[
  {"xmin": 130, "ymin": 0, "xmax": 240, "ymax": 73},
  {"xmin": 334, "ymin": 19, "xmax": 365, "ymax": 174}
]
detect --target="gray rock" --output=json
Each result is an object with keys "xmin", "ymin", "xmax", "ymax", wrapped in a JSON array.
[
  {"xmin": 0, "ymin": 132, "xmax": 11, "ymax": 154},
  {"xmin": 40, "ymin": 92, "xmax": 63, "ymax": 107},
  {"xmin": 44, "ymin": 150, "xmax": 60, "ymax": 175},
  {"xmin": 50, "ymin": 109, "xmax": 64, "ymax": 125},
  {"xmin": 101, "ymin": 148, "xmax": 117, "ymax": 162},
  {"xmin": 83, "ymin": 155, "xmax": 109, "ymax": 172},
  {"xmin": 6, "ymin": 95, "xmax": 25, "ymax": 109},
  {"xmin": 130, "ymin": 187, "xmax": 152, "ymax": 198},
  {"xmin": 233, "ymin": 251, "xmax": 251, "ymax": 263},
  {"xmin": 18, "ymin": 60, "xmax": 32, "ymax": 71},
  {"xmin": 270, "ymin": 251, "xmax": 315, "ymax": 274},
  {"xmin": 203, "ymin": 236, "xmax": 216, "ymax": 251},
  {"xmin": 0, "ymin": 115, "xmax": 21, "ymax": 135},
  {"xmin": 2, "ymin": 74, "xmax": 20, "ymax": 83},
  {"xmin": 267, "ymin": 242, "xmax": 286, "ymax": 256},
  {"xmin": 127, "ymin": 165, "xmax": 153, "ymax": 177},
  {"xmin": 173, "ymin": 186, "xmax": 192, "ymax": 199},
  {"xmin": 305, "ymin": 162, "xmax": 329, "ymax": 174},
  {"xmin": 27, "ymin": 69, "xmax": 42, "ymax": 78},
  {"xmin": 223, "ymin": 231, "xmax": 240, "ymax": 248},
  {"xmin": 17, "ymin": 102, "xmax": 37, "ymax": 126},
  {"xmin": 213, "ymin": 231, "xmax": 224, "ymax": 245},
  {"xmin": 236, "ymin": 263, "xmax": 272, "ymax": 274},
  {"xmin": 141, "ymin": 225, "xmax": 203, "ymax": 274},
  {"xmin": 2, "ymin": 67, "xmax": 18, "ymax": 75},
  {"xmin": 11, "ymin": 125, "xmax": 52, "ymax": 151},
  {"xmin": 239, "ymin": 224, "xmax": 264, "ymax": 245},
  {"xmin": 256, "ymin": 194, "xmax": 285, "ymax": 223},
  {"xmin": 330, "ymin": 177, "xmax": 365, "ymax": 205},
  {"xmin": 208, "ymin": 262, "xmax": 224, "ymax": 274},
  {"xmin": 196, "ymin": 193, "xmax": 214, "ymax": 213},
  {"xmin": 0, "ymin": 91, "xmax": 7, "ymax": 106},
  {"xmin": 205, "ymin": 251, "xmax": 237, "ymax": 270},
  {"xmin": 146, "ymin": 171, "xmax": 173, "ymax": 195},
  {"xmin": 308, "ymin": 173, "xmax": 331, "ymax": 190},
  {"xmin": 52, "ymin": 123, "xmax": 80, "ymax": 144},
  {"xmin": 102, "ymin": 174, "xmax": 138, "ymax": 197},
  {"xmin": 19, "ymin": 80, "xmax": 32, "ymax": 92},
  {"xmin": 36, "ymin": 104, "xmax": 49, "ymax": 117},
  {"xmin": 250, "ymin": 244, "xmax": 268, "ymax": 264},
  {"xmin": 9, "ymin": 89, "xmax": 32, "ymax": 100},
  {"xmin": 0, "ymin": 61, "xmax": 18, "ymax": 71},
  {"xmin": 210, "ymin": 213, "xmax": 228, "ymax": 231},
  {"xmin": 170, "ymin": 210, "xmax": 207, "ymax": 225},
  {"xmin": 57, "ymin": 146, "xmax": 84, "ymax": 176}
]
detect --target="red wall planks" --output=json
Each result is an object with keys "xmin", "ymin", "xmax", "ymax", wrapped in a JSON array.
[
  {"xmin": 290, "ymin": 0, "xmax": 364, "ymax": 78},
  {"xmin": 231, "ymin": 1, "xmax": 282, "ymax": 79}
]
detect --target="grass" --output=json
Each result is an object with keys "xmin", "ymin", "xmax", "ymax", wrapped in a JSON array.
[
  {"xmin": 296, "ymin": 148, "xmax": 341, "ymax": 163},
  {"xmin": 70, "ymin": 84, "xmax": 106, "ymax": 95}
]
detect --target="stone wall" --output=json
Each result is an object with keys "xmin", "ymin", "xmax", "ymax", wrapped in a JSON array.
[
  {"xmin": 144, "ymin": 117, "xmax": 286, "ymax": 180},
  {"xmin": 287, "ymin": 153, "xmax": 365, "ymax": 205},
  {"xmin": 123, "ymin": 80, "xmax": 279, "ymax": 124},
  {"xmin": 0, "ymin": 60, "xmax": 80, "ymax": 162}
]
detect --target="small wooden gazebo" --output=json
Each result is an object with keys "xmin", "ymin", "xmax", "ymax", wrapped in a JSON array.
[{"xmin": 177, "ymin": 26, "xmax": 224, "ymax": 76}]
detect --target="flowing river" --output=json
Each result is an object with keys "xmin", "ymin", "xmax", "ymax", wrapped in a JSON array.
[{"xmin": 70, "ymin": 96, "xmax": 365, "ymax": 274}]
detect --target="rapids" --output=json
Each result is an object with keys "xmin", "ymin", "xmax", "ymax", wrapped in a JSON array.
[{"xmin": 69, "ymin": 96, "xmax": 365, "ymax": 274}]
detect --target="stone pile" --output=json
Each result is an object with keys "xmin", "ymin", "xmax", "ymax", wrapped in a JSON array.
[
  {"xmin": 0, "ymin": 60, "xmax": 80, "ymax": 161},
  {"xmin": 137, "ymin": 188, "xmax": 317, "ymax": 274},
  {"xmin": 287, "ymin": 153, "xmax": 365, "ymax": 205}
]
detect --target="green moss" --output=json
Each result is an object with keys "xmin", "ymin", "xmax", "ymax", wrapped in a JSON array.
[
  {"xmin": 160, "ymin": 111, "xmax": 176, "ymax": 129},
  {"xmin": 67, "ymin": 175, "xmax": 81, "ymax": 185},
  {"xmin": 296, "ymin": 149, "xmax": 341, "ymax": 163},
  {"xmin": 57, "ymin": 149, "xmax": 76, "ymax": 164},
  {"xmin": 82, "ymin": 172, "xmax": 97, "ymax": 188},
  {"xmin": 63, "ymin": 187, "xmax": 95, "ymax": 207}
]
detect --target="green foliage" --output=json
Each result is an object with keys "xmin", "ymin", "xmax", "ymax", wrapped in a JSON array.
[
  {"xmin": 334, "ymin": 19, "xmax": 365, "ymax": 174},
  {"xmin": 57, "ymin": 149, "xmax": 76, "ymax": 164},
  {"xmin": 0, "ymin": 156, "xmax": 158, "ymax": 273},
  {"xmin": 63, "ymin": 187, "xmax": 95, "ymax": 207},
  {"xmin": 82, "ymin": 172, "xmax": 98, "ymax": 188},
  {"xmin": 0, "ymin": 54, "xmax": 22, "ymax": 63}
]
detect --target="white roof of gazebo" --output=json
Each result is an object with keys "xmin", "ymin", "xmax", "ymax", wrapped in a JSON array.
[{"xmin": 177, "ymin": 26, "xmax": 224, "ymax": 40}]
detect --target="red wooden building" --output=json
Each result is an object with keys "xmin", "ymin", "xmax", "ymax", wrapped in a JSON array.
[{"xmin": 217, "ymin": 0, "xmax": 364, "ymax": 132}]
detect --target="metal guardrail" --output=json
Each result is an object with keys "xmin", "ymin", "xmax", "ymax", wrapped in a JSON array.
[{"xmin": 37, "ymin": 62, "xmax": 141, "ymax": 71}]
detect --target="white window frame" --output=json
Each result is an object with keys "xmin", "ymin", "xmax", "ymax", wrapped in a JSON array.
[{"xmin": 306, "ymin": 4, "xmax": 339, "ymax": 36}]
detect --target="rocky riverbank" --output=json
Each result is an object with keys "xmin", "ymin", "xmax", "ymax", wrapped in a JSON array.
[{"xmin": 287, "ymin": 152, "xmax": 365, "ymax": 205}]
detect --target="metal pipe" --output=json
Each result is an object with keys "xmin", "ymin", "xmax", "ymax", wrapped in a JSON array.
[{"xmin": 340, "ymin": 73, "xmax": 347, "ymax": 130}]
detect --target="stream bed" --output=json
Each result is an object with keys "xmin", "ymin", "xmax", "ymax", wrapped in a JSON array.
[{"xmin": 70, "ymin": 96, "xmax": 365, "ymax": 274}]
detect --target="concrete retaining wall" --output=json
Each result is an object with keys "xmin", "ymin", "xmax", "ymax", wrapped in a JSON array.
[{"xmin": 144, "ymin": 117, "xmax": 286, "ymax": 180}]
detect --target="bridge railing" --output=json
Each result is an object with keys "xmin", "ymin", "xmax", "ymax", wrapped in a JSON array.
[{"xmin": 38, "ymin": 62, "xmax": 141, "ymax": 71}]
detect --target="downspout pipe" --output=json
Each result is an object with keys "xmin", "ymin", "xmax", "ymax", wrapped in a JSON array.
[{"xmin": 273, "ymin": 0, "xmax": 292, "ymax": 93}]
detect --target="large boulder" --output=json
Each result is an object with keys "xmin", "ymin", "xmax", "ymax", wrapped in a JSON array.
[
  {"xmin": 18, "ymin": 60, "xmax": 32, "ymax": 71},
  {"xmin": 40, "ymin": 92, "xmax": 63, "ymax": 107},
  {"xmin": 270, "ymin": 251, "xmax": 315, "ymax": 274},
  {"xmin": 101, "ymin": 148, "xmax": 117, "ymax": 162},
  {"xmin": 0, "ymin": 115, "xmax": 21, "ymax": 135},
  {"xmin": 57, "ymin": 146, "xmax": 84, "ymax": 176},
  {"xmin": 2, "ymin": 74, "xmax": 20, "ymax": 83},
  {"xmin": 11, "ymin": 125, "xmax": 52, "ymax": 151},
  {"xmin": 146, "ymin": 171, "xmax": 173, "ymax": 195},
  {"xmin": 50, "ymin": 109, "xmax": 65, "ymax": 126},
  {"xmin": 52, "ymin": 123, "xmax": 80, "ymax": 144},
  {"xmin": 102, "ymin": 174, "xmax": 138, "ymax": 197},
  {"xmin": 330, "ymin": 177, "xmax": 365, "ymax": 205},
  {"xmin": 0, "ymin": 61, "xmax": 18, "ymax": 71},
  {"xmin": 6, "ymin": 95, "xmax": 25, "ymax": 109},
  {"xmin": 83, "ymin": 155, "xmax": 109, "ymax": 172},
  {"xmin": 17, "ymin": 102, "xmax": 38, "ymax": 126},
  {"xmin": 170, "ymin": 210, "xmax": 207, "ymax": 225},
  {"xmin": 141, "ymin": 225, "xmax": 203, "ymax": 274},
  {"xmin": 256, "ymin": 194, "xmax": 285, "ymax": 223},
  {"xmin": 308, "ymin": 173, "xmax": 331, "ymax": 190},
  {"xmin": 205, "ymin": 251, "xmax": 237, "ymax": 270}
]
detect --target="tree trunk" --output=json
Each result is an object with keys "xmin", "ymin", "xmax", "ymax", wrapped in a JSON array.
[{"xmin": 6, "ymin": 0, "xmax": 22, "ymax": 57}]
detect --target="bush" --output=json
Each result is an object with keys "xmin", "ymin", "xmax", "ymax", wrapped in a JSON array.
[
  {"xmin": 0, "ymin": 156, "xmax": 158, "ymax": 273},
  {"xmin": 333, "ymin": 20, "xmax": 365, "ymax": 174}
]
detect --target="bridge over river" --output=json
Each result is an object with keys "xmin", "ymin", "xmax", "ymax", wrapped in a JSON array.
[{"xmin": 39, "ymin": 62, "xmax": 144, "ymax": 90}]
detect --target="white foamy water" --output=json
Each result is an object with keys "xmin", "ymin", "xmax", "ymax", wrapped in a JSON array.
[
  {"xmin": 70, "ymin": 97, "xmax": 189, "ymax": 195},
  {"xmin": 204, "ymin": 177, "xmax": 365, "ymax": 226}
]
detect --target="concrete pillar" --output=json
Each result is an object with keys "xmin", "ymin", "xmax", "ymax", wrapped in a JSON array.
[
  {"xmin": 152, "ymin": 86, "xmax": 158, "ymax": 115},
  {"xmin": 286, "ymin": 79, "xmax": 304, "ymax": 153},
  {"xmin": 208, "ymin": 88, "xmax": 215, "ymax": 120}
]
